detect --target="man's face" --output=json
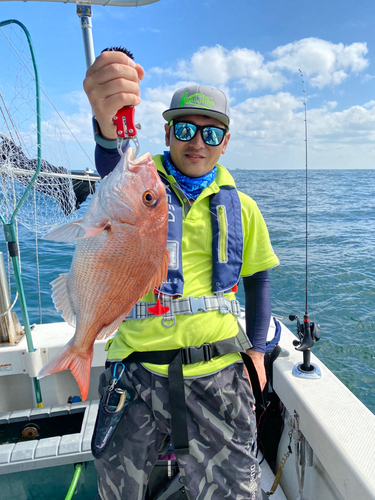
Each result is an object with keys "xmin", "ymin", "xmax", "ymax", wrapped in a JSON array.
[{"xmin": 164, "ymin": 114, "xmax": 230, "ymax": 178}]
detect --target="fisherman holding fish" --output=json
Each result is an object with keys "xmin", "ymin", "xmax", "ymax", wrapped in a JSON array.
[{"xmin": 83, "ymin": 49, "xmax": 279, "ymax": 500}]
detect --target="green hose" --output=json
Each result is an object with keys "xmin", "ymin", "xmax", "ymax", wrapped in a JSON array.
[{"xmin": 65, "ymin": 463, "xmax": 83, "ymax": 500}]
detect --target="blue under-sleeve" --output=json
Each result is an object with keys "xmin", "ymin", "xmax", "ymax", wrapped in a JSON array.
[
  {"xmin": 95, "ymin": 143, "xmax": 126, "ymax": 178},
  {"xmin": 243, "ymin": 270, "xmax": 271, "ymax": 354}
]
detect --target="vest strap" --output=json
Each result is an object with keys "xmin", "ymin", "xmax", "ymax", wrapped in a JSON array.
[{"xmin": 124, "ymin": 295, "xmax": 241, "ymax": 323}]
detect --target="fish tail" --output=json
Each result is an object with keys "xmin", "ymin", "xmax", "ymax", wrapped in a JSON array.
[{"xmin": 37, "ymin": 340, "xmax": 93, "ymax": 401}]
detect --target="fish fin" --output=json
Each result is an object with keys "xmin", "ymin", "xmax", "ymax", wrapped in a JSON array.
[
  {"xmin": 51, "ymin": 274, "xmax": 76, "ymax": 327},
  {"xmin": 151, "ymin": 246, "xmax": 170, "ymax": 290},
  {"xmin": 42, "ymin": 219, "xmax": 85, "ymax": 243},
  {"xmin": 138, "ymin": 246, "xmax": 170, "ymax": 298},
  {"xmin": 42, "ymin": 219, "xmax": 111, "ymax": 243},
  {"xmin": 79, "ymin": 220, "xmax": 111, "ymax": 238},
  {"xmin": 38, "ymin": 340, "xmax": 93, "ymax": 401},
  {"xmin": 96, "ymin": 316, "xmax": 125, "ymax": 340}
]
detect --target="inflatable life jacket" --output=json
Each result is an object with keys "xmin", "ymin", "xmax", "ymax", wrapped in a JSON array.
[
  {"xmin": 156, "ymin": 175, "xmax": 244, "ymax": 297},
  {"xmin": 124, "ymin": 174, "xmax": 244, "ymax": 324}
]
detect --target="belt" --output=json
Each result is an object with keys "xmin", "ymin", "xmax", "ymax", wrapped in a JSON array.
[
  {"xmin": 125, "ymin": 295, "xmax": 241, "ymax": 327},
  {"xmin": 121, "ymin": 339, "xmax": 263, "ymax": 455}
]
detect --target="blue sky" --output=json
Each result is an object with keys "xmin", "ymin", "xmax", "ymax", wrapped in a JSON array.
[{"xmin": 0, "ymin": 0, "xmax": 375, "ymax": 170}]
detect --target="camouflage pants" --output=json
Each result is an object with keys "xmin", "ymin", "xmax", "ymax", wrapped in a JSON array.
[{"xmin": 95, "ymin": 361, "xmax": 262, "ymax": 500}]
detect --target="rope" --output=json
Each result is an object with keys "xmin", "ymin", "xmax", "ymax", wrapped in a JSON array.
[
  {"xmin": 294, "ymin": 430, "xmax": 305, "ymax": 497},
  {"xmin": 0, "ymin": 291, "xmax": 18, "ymax": 318},
  {"xmin": 291, "ymin": 412, "xmax": 306, "ymax": 500},
  {"xmin": 266, "ymin": 432, "xmax": 292, "ymax": 497},
  {"xmin": 267, "ymin": 412, "xmax": 307, "ymax": 498}
]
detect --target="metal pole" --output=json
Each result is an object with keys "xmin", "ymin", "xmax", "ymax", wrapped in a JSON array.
[{"xmin": 77, "ymin": 4, "xmax": 96, "ymax": 70}]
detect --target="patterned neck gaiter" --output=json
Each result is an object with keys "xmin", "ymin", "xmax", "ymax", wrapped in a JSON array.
[{"xmin": 163, "ymin": 151, "xmax": 217, "ymax": 200}]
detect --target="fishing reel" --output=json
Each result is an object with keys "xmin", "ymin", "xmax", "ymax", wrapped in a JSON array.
[
  {"xmin": 289, "ymin": 313, "xmax": 322, "ymax": 378},
  {"xmin": 289, "ymin": 314, "xmax": 321, "ymax": 351}
]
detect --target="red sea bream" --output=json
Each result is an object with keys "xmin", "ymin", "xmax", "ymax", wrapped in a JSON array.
[{"xmin": 38, "ymin": 148, "xmax": 169, "ymax": 400}]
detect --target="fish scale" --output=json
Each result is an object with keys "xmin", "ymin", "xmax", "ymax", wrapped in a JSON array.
[{"xmin": 38, "ymin": 148, "xmax": 169, "ymax": 400}]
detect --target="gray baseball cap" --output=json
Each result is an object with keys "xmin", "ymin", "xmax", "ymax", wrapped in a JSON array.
[{"xmin": 162, "ymin": 85, "xmax": 230, "ymax": 127}]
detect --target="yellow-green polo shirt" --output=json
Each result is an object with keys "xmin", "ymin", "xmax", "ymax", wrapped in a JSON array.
[{"xmin": 106, "ymin": 156, "xmax": 279, "ymax": 376}]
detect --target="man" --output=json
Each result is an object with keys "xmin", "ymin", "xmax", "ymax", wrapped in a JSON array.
[{"xmin": 84, "ymin": 50, "xmax": 279, "ymax": 500}]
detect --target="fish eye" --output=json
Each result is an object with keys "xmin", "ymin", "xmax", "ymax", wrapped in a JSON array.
[{"xmin": 142, "ymin": 190, "xmax": 157, "ymax": 206}]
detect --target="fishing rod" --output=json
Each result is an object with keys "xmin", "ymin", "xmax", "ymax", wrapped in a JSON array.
[{"xmin": 289, "ymin": 70, "xmax": 321, "ymax": 379}]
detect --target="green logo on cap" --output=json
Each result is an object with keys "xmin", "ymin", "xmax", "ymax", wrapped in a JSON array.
[{"xmin": 180, "ymin": 92, "xmax": 215, "ymax": 110}]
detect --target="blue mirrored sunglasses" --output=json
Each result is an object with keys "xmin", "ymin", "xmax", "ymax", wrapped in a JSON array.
[{"xmin": 170, "ymin": 120, "xmax": 227, "ymax": 146}]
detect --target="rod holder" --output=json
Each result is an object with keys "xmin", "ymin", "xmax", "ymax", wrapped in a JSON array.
[{"xmin": 290, "ymin": 313, "xmax": 322, "ymax": 379}]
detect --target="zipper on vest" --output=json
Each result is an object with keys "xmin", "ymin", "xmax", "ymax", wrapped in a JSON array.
[
  {"xmin": 217, "ymin": 205, "xmax": 228, "ymax": 263},
  {"xmin": 171, "ymin": 182, "xmax": 191, "ymax": 217}
]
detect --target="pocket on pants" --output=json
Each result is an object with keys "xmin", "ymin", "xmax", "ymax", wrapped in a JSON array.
[
  {"xmin": 92, "ymin": 364, "xmax": 135, "ymax": 459},
  {"xmin": 214, "ymin": 363, "xmax": 256, "ymax": 443}
]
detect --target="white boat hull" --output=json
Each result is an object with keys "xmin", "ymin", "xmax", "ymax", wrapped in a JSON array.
[{"xmin": 0, "ymin": 319, "xmax": 373, "ymax": 500}]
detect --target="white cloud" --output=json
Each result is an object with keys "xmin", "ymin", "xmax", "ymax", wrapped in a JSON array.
[
  {"xmin": 144, "ymin": 83, "xmax": 183, "ymax": 106},
  {"xmin": 326, "ymin": 101, "xmax": 338, "ymax": 109},
  {"xmin": 212, "ymin": 91, "xmax": 375, "ymax": 170},
  {"xmin": 363, "ymin": 100, "xmax": 375, "ymax": 109},
  {"xmin": 154, "ymin": 45, "xmax": 285, "ymax": 91},
  {"xmin": 150, "ymin": 38, "xmax": 368, "ymax": 92},
  {"xmin": 42, "ymin": 110, "xmax": 92, "ymax": 145},
  {"xmin": 51, "ymin": 39, "xmax": 374, "ymax": 170},
  {"xmin": 270, "ymin": 38, "xmax": 368, "ymax": 88},
  {"xmin": 139, "ymin": 27, "xmax": 161, "ymax": 34},
  {"xmin": 63, "ymin": 90, "xmax": 92, "ymax": 114},
  {"xmin": 230, "ymin": 93, "xmax": 303, "ymax": 147},
  {"xmin": 57, "ymin": 89, "xmax": 375, "ymax": 169},
  {"xmin": 231, "ymin": 93, "xmax": 375, "ymax": 148},
  {"xmin": 308, "ymin": 101, "xmax": 375, "ymax": 146},
  {"xmin": 41, "ymin": 91, "xmax": 93, "ymax": 145},
  {"xmin": 134, "ymin": 99, "xmax": 166, "ymax": 140},
  {"xmin": 362, "ymin": 74, "xmax": 375, "ymax": 83}
]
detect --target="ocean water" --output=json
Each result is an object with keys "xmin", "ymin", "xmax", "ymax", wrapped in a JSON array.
[
  {"xmin": 1, "ymin": 169, "xmax": 374, "ymax": 414},
  {"xmin": 234, "ymin": 169, "xmax": 375, "ymax": 414}
]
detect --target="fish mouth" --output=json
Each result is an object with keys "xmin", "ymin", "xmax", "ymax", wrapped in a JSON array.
[{"xmin": 127, "ymin": 148, "xmax": 153, "ymax": 174}]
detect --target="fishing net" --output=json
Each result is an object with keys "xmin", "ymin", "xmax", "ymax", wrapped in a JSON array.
[
  {"xmin": 0, "ymin": 22, "xmax": 81, "ymax": 236},
  {"xmin": 0, "ymin": 20, "xmax": 97, "ymax": 326}
]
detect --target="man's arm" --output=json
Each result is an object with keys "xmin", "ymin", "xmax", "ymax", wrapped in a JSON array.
[
  {"xmin": 95, "ymin": 144, "xmax": 122, "ymax": 178},
  {"xmin": 243, "ymin": 271, "xmax": 271, "ymax": 390}
]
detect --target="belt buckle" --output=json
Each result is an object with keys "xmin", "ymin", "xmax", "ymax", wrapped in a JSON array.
[
  {"xmin": 189, "ymin": 296, "xmax": 207, "ymax": 314},
  {"xmin": 217, "ymin": 296, "xmax": 230, "ymax": 314},
  {"xmin": 181, "ymin": 347, "xmax": 191, "ymax": 365},
  {"xmin": 232, "ymin": 299, "xmax": 241, "ymax": 317},
  {"xmin": 181, "ymin": 343, "xmax": 212, "ymax": 365},
  {"xmin": 202, "ymin": 343, "xmax": 212, "ymax": 361}
]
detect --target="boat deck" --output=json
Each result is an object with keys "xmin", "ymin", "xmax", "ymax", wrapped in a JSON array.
[
  {"xmin": 0, "ymin": 321, "xmax": 287, "ymax": 499},
  {"xmin": 0, "ymin": 400, "xmax": 98, "ymax": 474},
  {"xmin": 0, "ymin": 319, "xmax": 374, "ymax": 499}
]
